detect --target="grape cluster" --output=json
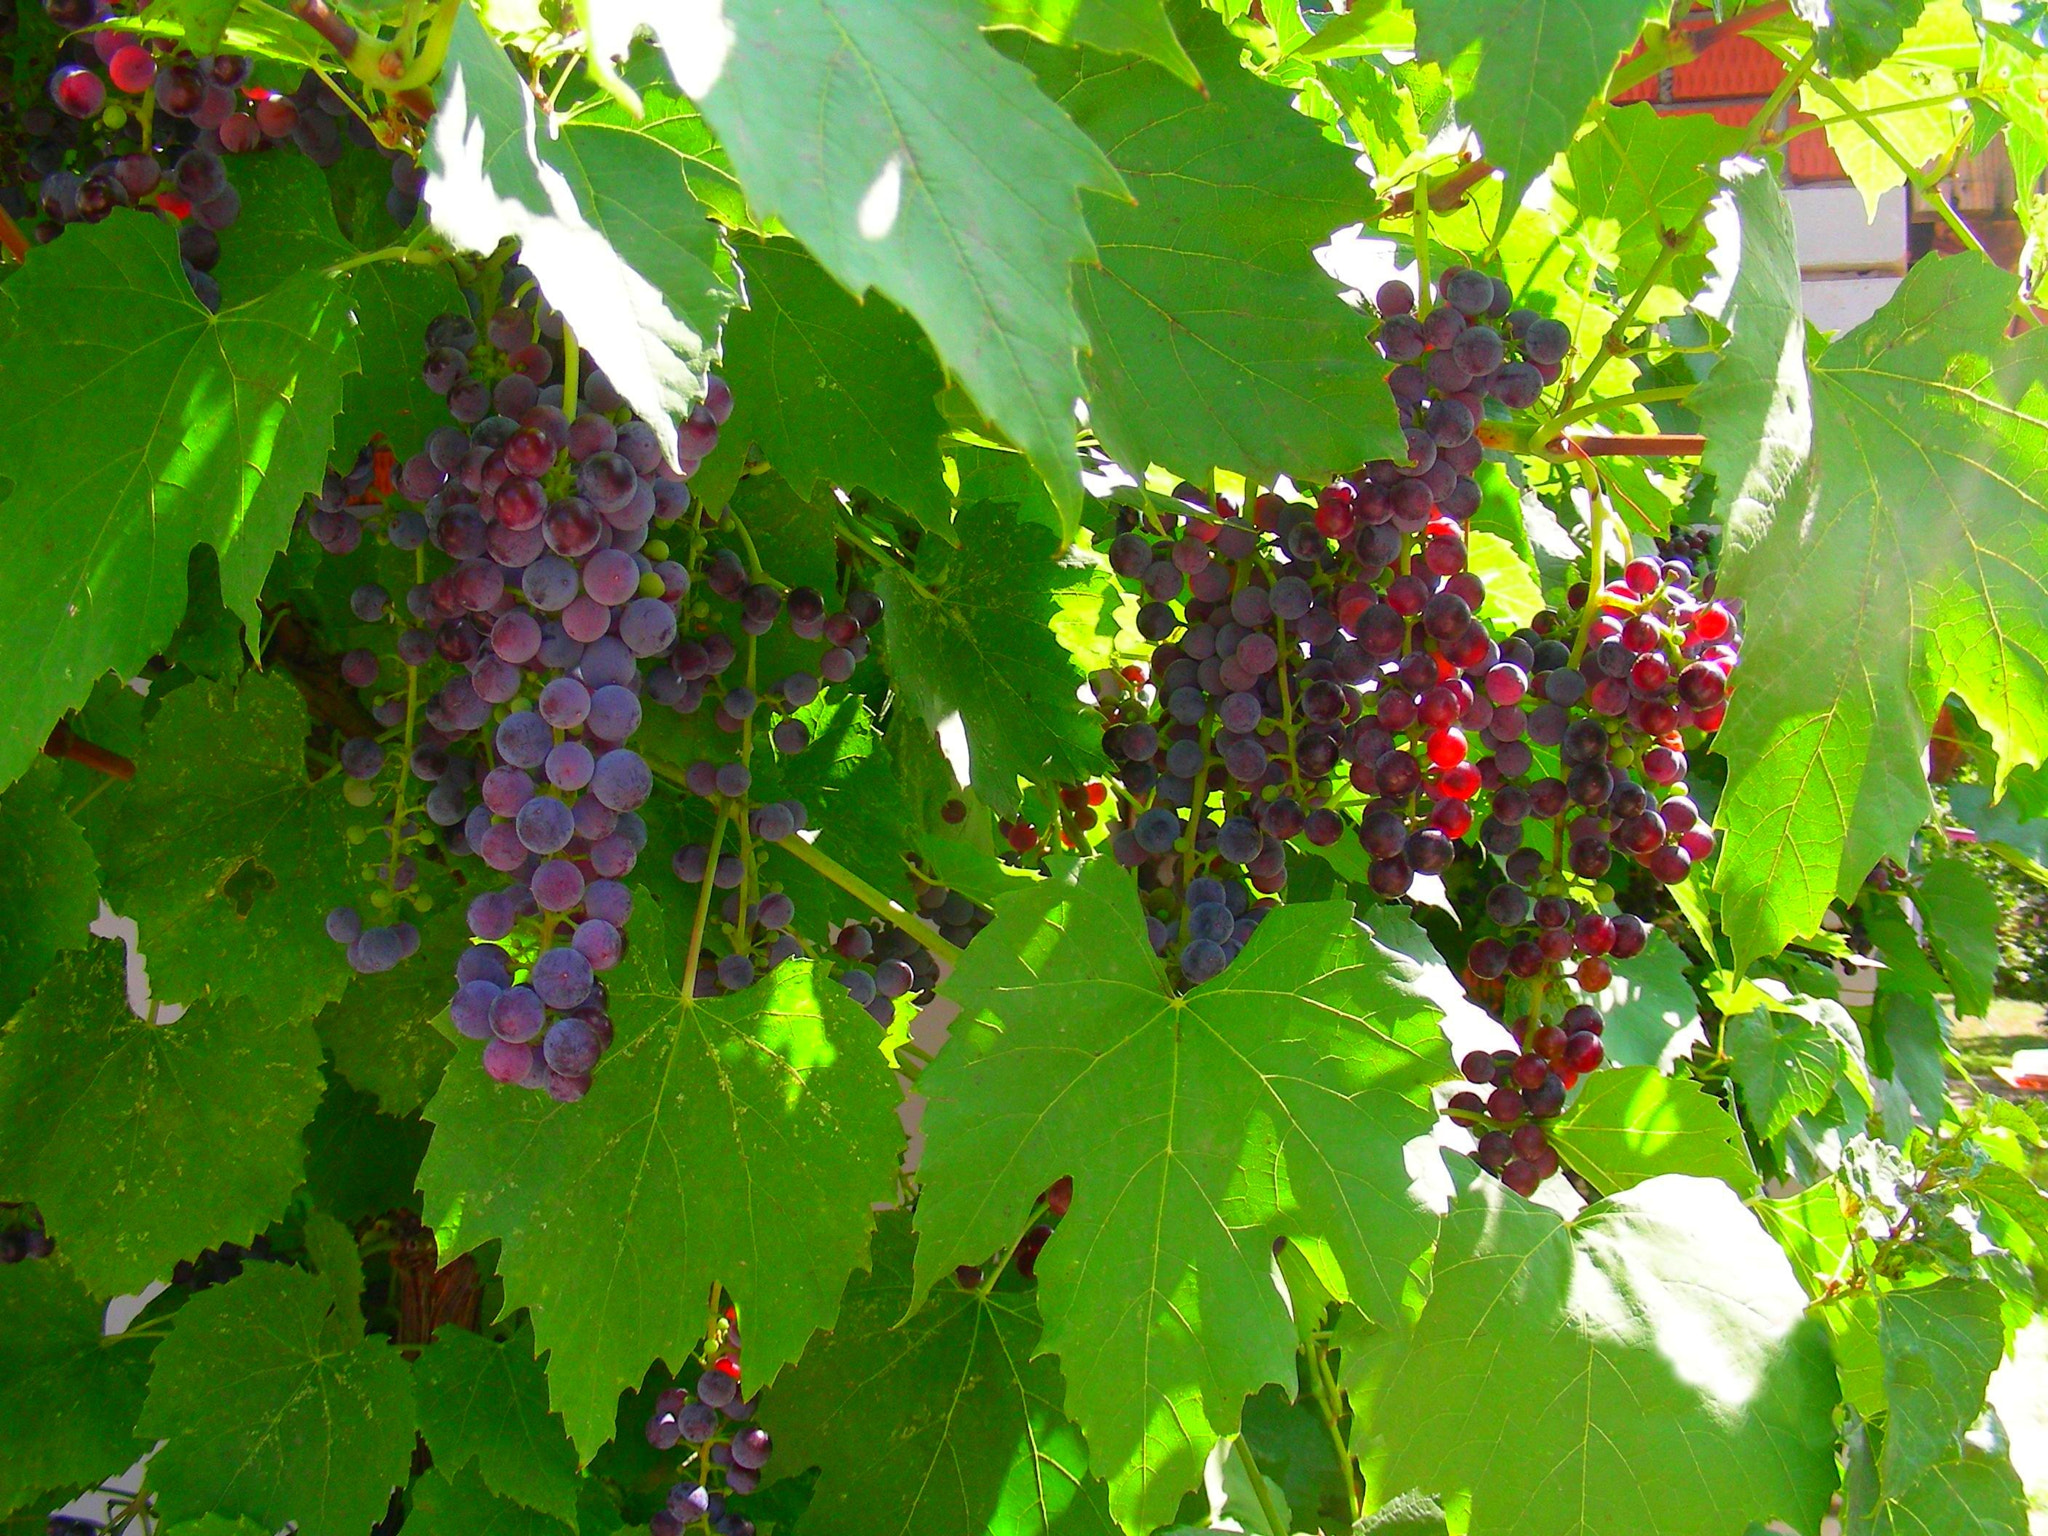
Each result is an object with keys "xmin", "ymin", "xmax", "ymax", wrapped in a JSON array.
[
  {"xmin": 825, "ymin": 876, "xmax": 990, "ymax": 1025},
  {"xmin": 0, "ymin": 1205, "xmax": 53, "ymax": 1263},
  {"xmin": 3, "ymin": 0, "xmax": 419, "ymax": 305},
  {"xmin": 169, "ymin": 1234, "xmax": 275, "ymax": 1291},
  {"xmin": 1084, "ymin": 264, "xmax": 1740, "ymax": 1189},
  {"xmin": 645, "ymin": 1312, "xmax": 771, "ymax": 1536}
]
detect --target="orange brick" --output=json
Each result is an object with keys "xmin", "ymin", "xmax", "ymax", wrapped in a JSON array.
[{"xmin": 1669, "ymin": 34, "xmax": 1782, "ymax": 100}]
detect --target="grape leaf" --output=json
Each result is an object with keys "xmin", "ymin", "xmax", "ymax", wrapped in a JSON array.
[
  {"xmin": 0, "ymin": 1258, "xmax": 154, "ymax": 1518},
  {"xmin": 0, "ymin": 941, "xmax": 322, "ymax": 1296},
  {"xmin": 1554, "ymin": 103, "xmax": 1740, "ymax": 296},
  {"xmin": 1725, "ymin": 990, "xmax": 1871, "ymax": 1141},
  {"xmin": 1795, "ymin": 0, "xmax": 1933, "ymax": 81},
  {"xmin": 913, "ymin": 860, "xmax": 1447, "ymax": 1531},
  {"xmin": 140, "ymin": 1263, "xmax": 416, "ymax": 1533},
  {"xmin": 89, "ymin": 671, "xmax": 355, "ymax": 1023},
  {"xmin": 424, "ymin": 6, "xmax": 737, "ymax": 466},
  {"xmin": 1945, "ymin": 781, "xmax": 2048, "ymax": 872},
  {"xmin": 762, "ymin": 1213, "xmax": 1115, "ymax": 1536},
  {"xmin": 878, "ymin": 501, "xmax": 1107, "ymax": 815},
  {"xmin": 1581, "ymin": 930, "xmax": 1704, "ymax": 1073},
  {"xmin": 1870, "ymin": 1444, "xmax": 2032, "ymax": 1536},
  {"xmin": 1799, "ymin": 0, "xmax": 1973, "ymax": 218},
  {"xmin": 601, "ymin": 0, "xmax": 1122, "ymax": 515},
  {"xmin": 419, "ymin": 895, "xmax": 900, "ymax": 1458},
  {"xmin": 1546, "ymin": 1066, "xmax": 1758, "ymax": 1197},
  {"xmin": 1021, "ymin": 3, "xmax": 1401, "ymax": 490},
  {"xmin": 1870, "ymin": 990, "xmax": 1951, "ymax": 1129},
  {"xmin": 157, "ymin": 1517, "xmax": 270, "ymax": 1536},
  {"xmin": 1879, "ymin": 1279, "xmax": 2005, "ymax": 1491},
  {"xmin": 0, "ymin": 211, "xmax": 356, "ymax": 789},
  {"xmin": 1915, "ymin": 860, "xmax": 1999, "ymax": 1019},
  {"xmin": 1463, "ymin": 530, "xmax": 1544, "ymax": 632},
  {"xmin": 1364, "ymin": 1173, "xmax": 1840, "ymax": 1536},
  {"xmin": 718, "ymin": 234, "xmax": 951, "ymax": 533},
  {"xmin": 406, "ymin": 1463, "xmax": 574, "ymax": 1536},
  {"xmin": 1693, "ymin": 162, "xmax": 1809, "ymax": 559},
  {"xmin": 0, "ymin": 760, "xmax": 98, "ymax": 1022},
  {"xmin": 1710, "ymin": 253, "xmax": 2048, "ymax": 970},
  {"xmin": 1412, "ymin": 0, "xmax": 1662, "ymax": 205},
  {"xmin": 313, "ymin": 927, "xmax": 458, "ymax": 1118},
  {"xmin": 413, "ymin": 1324, "xmax": 580, "ymax": 1525},
  {"xmin": 302, "ymin": 1069, "xmax": 433, "ymax": 1228},
  {"xmin": 985, "ymin": 0, "xmax": 1199, "ymax": 85},
  {"xmin": 207, "ymin": 152, "xmax": 462, "ymax": 459}
]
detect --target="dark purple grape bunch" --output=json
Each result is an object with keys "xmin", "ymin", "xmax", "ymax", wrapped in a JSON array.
[
  {"xmin": 0, "ymin": 1206, "xmax": 54, "ymax": 1263},
  {"xmin": 1448, "ymin": 1001, "xmax": 1613, "ymax": 1196},
  {"xmin": 345, "ymin": 279, "xmax": 735, "ymax": 1101},
  {"xmin": 827, "ymin": 877, "xmax": 990, "ymax": 1025},
  {"xmin": 7, "ymin": 0, "xmax": 416, "ymax": 307},
  {"xmin": 645, "ymin": 1324, "xmax": 770, "ymax": 1536}
]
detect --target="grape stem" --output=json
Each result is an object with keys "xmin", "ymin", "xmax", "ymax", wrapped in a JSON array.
[
  {"xmin": 680, "ymin": 807, "xmax": 733, "ymax": 1005},
  {"xmin": 383, "ymin": 544, "xmax": 426, "ymax": 898},
  {"xmin": 1544, "ymin": 384, "xmax": 1694, "ymax": 435},
  {"xmin": 1412, "ymin": 169, "xmax": 1433, "ymax": 312},
  {"xmin": 772, "ymin": 834, "xmax": 966, "ymax": 965},
  {"xmin": 1235, "ymin": 1435, "xmax": 1288, "ymax": 1536},
  {"xmin": 1567, "ymin": 460, "xmax": 1611, "ymax": 669},
  {"xmin": 561, "ymin": 325, "xmax": 580, "ymax": 419},
  {"xmin": 43, "ymin": 722, "xmax": 135, "ymax": 781}
]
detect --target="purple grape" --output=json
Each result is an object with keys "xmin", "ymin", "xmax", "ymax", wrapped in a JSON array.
[
  {"xmin": 515, "ymin": 795, "xmax": 576, "ymax": 854},
  {"xmin": 531, "ymin": 947, "xmax": 594, "ymax": 1010}
]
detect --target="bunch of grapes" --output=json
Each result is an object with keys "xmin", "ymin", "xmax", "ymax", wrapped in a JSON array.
[
  {"xmin": 0, "ymin": 1204, "xmax": 53, "ymax": 1263},
  {"xmin": 3, "ymin": 0, "xmax": 419, "ymax": 305},
  {"xmin": 1084, "ymin": 263, "xmax": 1740, "ymax": 1193},
  {"xmin": 820, "ymin": 875, "xmax": 990, "ymax": 1026},
  {"xmin": 645, "ymin": 1311, "xmax": 771, "ymax": 1536}
]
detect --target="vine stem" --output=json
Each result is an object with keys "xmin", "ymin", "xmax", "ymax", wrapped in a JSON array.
[
  {"xmin": 773, "ymin": 833, "xmax": 965, "ymax": 965},
  {"xmin": 0, "ymin": 205, "xmax": 28, "ymax": 262},
  {"xmin": 1235, "ymin": 1435, "xmax": 1287, "ymax": 1536},
  {"xmin": 1793, "ymin": 66, "xmax": 1986, "ymax": 258},
  {"xmin": 383, "ymin": 544, "xmax": 425, "ymax": 898},
  {"xmin": 1544, "ymin": 383, "xmax": 1695, "ymax": 434},
  {"xmin": 1412, "ymin": 169, "xmax": 1433, "ymax": 310},
  {"xmin": 1308, "ymin": 1337, "xmax": 1361, "ymax": 1523},
  {"xmin": 679, "ymin": 807, "xmax": 732, "ymax": 1004}
]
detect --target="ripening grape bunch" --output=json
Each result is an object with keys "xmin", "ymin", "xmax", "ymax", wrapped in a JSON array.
[
  {"xmin": 644, "ymin": 1311, "xmax": 772, "ymax": 1536},
  {"xmin": 1, "ymin": 0, "xmax": 421, "ymax": 306},
  {"xmin": 1086, "ymin": 263, "xmax": 1742, "ymax": 1194}
]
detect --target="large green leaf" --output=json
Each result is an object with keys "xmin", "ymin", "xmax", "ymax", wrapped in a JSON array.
[
  {"xmin": 719, "ymin": 234, "xmax": 951, "ymax": 531},
  {"xmin": 762, "ymin": 1213, "xmax": 1115, "ymax": 1536},
  {"xmin": 424, "ymin": 6, "xmax": 737, "ymax": 464},
  {"xmin": 0, "ymin": 212, "xmax": 356, "ymax": 789},
  {"xmin": 140, "ymin": 1263, "xmax": 416, "ymax": 1534},
  {"xmin": 878, "ymin": 501, "xmax": 1108, "ymax": 814},
  {"xmin": 1799, "ymin": 0, "xmax": 1973, "ymax": 217},
  {"xmin": 89, "ymin": 672, "xmax": 355, "ymax": 1022},
  {"xmin": 1023, "ymin": 4, "xmax": 1400, "ymax": 489},
  {"xmin": 1581, "ymin": 930, "xmax": 1703, "ymax": 1072},
  {"xmin": 1878, "ymin": 1279, "xmax": 2005, "ymax": 1491},
  {"xmin": 1364, "ymin": 1173, "xmax": 1841, "ymax": 1536},
  {"xmin": 1413, "ymin": 0, "xmax": 1661, "ymax": 204},
  {"xmin": 600, "ymin": 0, "xmax": 1122, "ymax": 513},
  {"xmin": 211, "ymin": 151, "xmax": 463, "ymax": 458},
  {"xmin": 413, "ymin": 1324, "xmax": 580, "ymax": 1525},
  {"xmin": 985, "ymin": 0, "xmax": 1198, "ymax": 84},
  {"xmin": 0, "ymin": 1258, "xmax": 154, "ymax": 1517},
  {"xmin": 1869, "ymin": 1444, "xmax": 2032, "ymax": 1536},
  {"xmin": 0, "ymin": 760, "xmax": 98, "ymax": 1023},
  {"xmin": 406, "ymin": 1464, "xmax": 574, "ymax": 1536},
  {"xmin": 1711, "ymin": 253, "xmax": 2048, "ymax": 969},
  {"xmin": 1946, "ymin": 780, "xmax": 2048, "ymax": 871},
  {"xmin": 1546, "ymin": 1066, "xmax": 1758, "ymax": 1197},
  {"xmin": 1915, "ymin": 860, "xmax": 1999, "ymax": 1019},
  {"xmin": 914, "ymin": 860, "xmax": 1447, "ymax": 1531},
  {"xmin": 0, "ymin": 942, "xmax": 323, "ymax": 1297},
  {"xmin": 1554, "ymin": 103, "xmax": 1740, "ymax": 297},
  {"xmin": 419, "ymin": 895, "xmax": 901, "ymax": 1458}
]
